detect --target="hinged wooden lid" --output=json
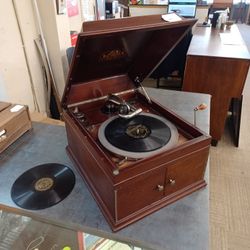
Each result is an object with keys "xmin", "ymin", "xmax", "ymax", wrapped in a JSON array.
[{"xmin": 62, "ymin": 14, "xmax": 196, "ymax": 107}]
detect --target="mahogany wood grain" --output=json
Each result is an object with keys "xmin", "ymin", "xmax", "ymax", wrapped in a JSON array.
[
  {"xmin": 63, "ymin": 15, "xmax": 211, "ymax": 231},
  {"xmin": 182, "ymin": 25, "xmax": 250, "ymax": 142},
  {"xmin": 66, "ymin": 90, "xmax": 211, "ymax": 183},
  {"xmin": 82, "ymin": 14, "xmax": 195, "ymax": 33},
  {"xmin": 63, "ymin": 75, "xmax": 134, "ymax": 107},
  {"xmin": 64, "ymin": 113, "xmax": 116, "ymax": 222},
  {"xmin": 65, "ymin": 107, "xmax": 210, "ymax": 230},
  {"xmin": 186, "ymin": 25, "xmax": 249, "ymax": 59},
  {"xmin": 117, "ymin": 167, "xmax": 166, "ymax": 220},
  {"xmin": 62, "ymin": 15, "xmax": 197, "ymax": 107},
  {"xmin": 63, "ymin": 95, "xmax": 211, "ymax": 231},
  {"xmin": 164, "ymin": 148, "xmax": 208, "ymax": 196}
]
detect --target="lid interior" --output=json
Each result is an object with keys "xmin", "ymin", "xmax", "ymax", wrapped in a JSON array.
[
  {"xmin": 63, "ymin": 16, "xmax": 196, "ymax": 106},
  {"xmin": 68, "ymin": 19, "xmax": 195, "ymax": 84}
]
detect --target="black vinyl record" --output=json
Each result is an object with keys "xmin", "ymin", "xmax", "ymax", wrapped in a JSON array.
[
  {"xmin": 11, "ymin": 163, "xmax": 75, "ymax": 210},
  {"xmin": 104, "ymin": 114, "xmax": 171, "ymax": 152}
]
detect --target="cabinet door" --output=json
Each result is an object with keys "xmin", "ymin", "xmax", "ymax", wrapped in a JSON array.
[
  {"xmin": 116, "ymin": 167, "xmax": 165, "ymax": 220},
  {"xmin": 165, "ymin": 149, "xmax": 208, "ymax": 196}
]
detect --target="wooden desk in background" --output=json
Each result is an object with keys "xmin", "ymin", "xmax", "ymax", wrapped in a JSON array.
[{"xmin": 182, "ymin": 25, "xmax": 250, "ymax": 145}]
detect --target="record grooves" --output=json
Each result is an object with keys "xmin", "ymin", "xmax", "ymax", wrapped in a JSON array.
[
  {"xmin": 105, "ymin": 115, "xmax": 171, "ymax": 152},
  {"xmin": 98, "ymin": 113, "xmax": 179, "ymax": 159},
  {"xmin": 11, "ymin": 163, "xmax": 75, "ymax": 210}
]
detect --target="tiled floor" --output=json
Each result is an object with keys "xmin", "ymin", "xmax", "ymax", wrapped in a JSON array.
[{"xmin": 209, "ymin": 24, "xmax": 250, "ymax": 250}]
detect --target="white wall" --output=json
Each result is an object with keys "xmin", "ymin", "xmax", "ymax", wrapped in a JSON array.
[
  {"xmin": 36, "ymin": 0, "xmax": 71, "ymax": 98},
  {"xmin": 0, "ymin": 0, "xmax": 46, "ymax": 112},
  {"xmin": 68, "ymin": 0, "xmax": 82, "ymax": 32},
  {"xmin": 129, "ymin": 5, "xmax": 167, "ymax": 16},
  {"xmin": 0, "ymin": 0, "xmax": 75, "ymax": 113}
]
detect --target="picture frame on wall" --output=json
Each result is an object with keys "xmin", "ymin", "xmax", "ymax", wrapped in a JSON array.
[{"xmin": 56, "ymin": 0, "xmax": 67, "ymax": 15}]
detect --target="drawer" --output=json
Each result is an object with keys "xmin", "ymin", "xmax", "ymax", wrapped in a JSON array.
[
  {"xmin": 116, "ymin": 167, "xmax": 165, "ymax": 220},
  {"xmin": 165, "ymin": 148, "xmax": 208, "ymax": 196}
]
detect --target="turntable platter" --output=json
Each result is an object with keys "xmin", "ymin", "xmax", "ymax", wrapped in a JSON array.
[{"xmin": 98, "ymin": 113, "xmax": 178, "ymax": 159}]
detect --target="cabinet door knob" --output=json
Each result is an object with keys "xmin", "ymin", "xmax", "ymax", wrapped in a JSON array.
[
  {"xmin": 157, "ymin": 185, "xmax": 164, "ymax": 191},
  {"xmin": 169, "ymin": 179, "xmax": 176, "ymax": 185}
]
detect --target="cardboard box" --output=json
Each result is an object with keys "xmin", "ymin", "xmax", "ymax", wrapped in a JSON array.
[{"xmin": 0, "ymin": 102, "xmax": 32, "ymax": 153}]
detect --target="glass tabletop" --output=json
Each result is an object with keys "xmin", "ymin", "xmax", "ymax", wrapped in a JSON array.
[{"xmin": 0, "ymin": 210, "xmax": 145, "ymax": 250}]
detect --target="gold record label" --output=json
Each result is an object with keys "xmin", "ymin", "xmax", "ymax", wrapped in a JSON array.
[
  {"xmin": 34, "ymin": 177, "xmax": 54, "ymax": 192},
  {"xmin": 126, "ymin": 124, "xmax": 150, "ymax": 139}
]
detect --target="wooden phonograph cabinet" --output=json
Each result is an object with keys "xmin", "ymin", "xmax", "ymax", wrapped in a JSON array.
[{"xmin": 62, "ymin": 15, "xmax": 211, "ymax": 231}]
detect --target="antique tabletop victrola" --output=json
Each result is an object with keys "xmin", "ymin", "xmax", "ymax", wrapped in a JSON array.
[{"xmin": 61, "ymin": 14, "xmax": 211, "ymax": 231}]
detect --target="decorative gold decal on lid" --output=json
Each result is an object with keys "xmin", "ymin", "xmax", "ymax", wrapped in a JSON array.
[
  {"xmin": 99, "ymin": 49, "xmax": 127, "ymax": 62},
  {"xmin": 34, "ymin": 177, "xmax": 54, "ymax": 191}
]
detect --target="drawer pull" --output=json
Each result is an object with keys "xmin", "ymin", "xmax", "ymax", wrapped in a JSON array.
[
  {"xmin": 0, "ymin": 129, "xmax": 7, "ymax": 142},
  {"xmin": 157, "ymin": 185, "xmax": 164, "ymax": 192},
  {"xmin": 169, "ymin": 179, "xmax": 176, "ymax": 186}
]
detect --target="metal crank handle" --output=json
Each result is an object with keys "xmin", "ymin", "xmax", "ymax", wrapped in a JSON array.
[
  {"xmin": 193, "ymin": 103, "xmax": 207, "ymax": 126},
  {"xmin": 119, "ymin": 108, "xmax": 142, "ymax": 119}
]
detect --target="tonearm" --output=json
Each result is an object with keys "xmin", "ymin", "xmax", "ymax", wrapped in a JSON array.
[{"xmin": 107, "ymin": 94, "xmax": 142, "ymax": 119}]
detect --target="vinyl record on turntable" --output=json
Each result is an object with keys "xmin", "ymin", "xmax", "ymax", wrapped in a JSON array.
[
  {"xmin": 11, "ymin": 163, "xmax": 75, "ymax": 210},
  {"xmin": 98, "ymin": 113, "xmax": 179, "ymax": 159}
]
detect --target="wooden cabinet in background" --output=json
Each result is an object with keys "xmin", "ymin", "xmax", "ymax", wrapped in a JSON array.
[{"xmin": 183, "ymin": 25, "xmax": 250, "ymax": 145}]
